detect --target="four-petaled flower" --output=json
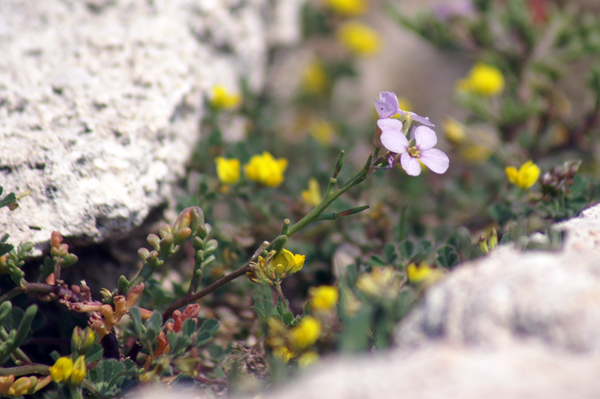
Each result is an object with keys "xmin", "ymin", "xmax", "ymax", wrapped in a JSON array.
[{"xmin": 378, "ymin": 119, "xmax": 449, "ymax": 176}]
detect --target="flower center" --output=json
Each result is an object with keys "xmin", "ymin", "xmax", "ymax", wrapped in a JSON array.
[{"xmin": 408, "ymin": 146, "xmax": 421, "ymax": 158}]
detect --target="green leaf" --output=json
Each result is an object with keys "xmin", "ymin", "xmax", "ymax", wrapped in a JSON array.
[
  {"xmin": 182, "ymin": 318, "xmax": 196, "ymax": 337},
  {"xmin": 85, "ymin": 343, "xmax": 104, "ymax": 364},
  {"xmin": 369, "ymin": 255, "xmax": 387, "ymax": 267},
  {"xmin": 0, "ymin": 193, "xmax": 16, "ymax": 209},
  {"xmin": 447, "ymin": 227, "xmax": 472, "ymax": 258},
  {"xmin": 208, "ymin": 344, "xmax": 224, "ymax": 359},
  {"xmin": 398, "ymin": 240, "xmax": 414, "ymax": 260},
  {"xmin": 384, "ymin": 243, "xmax": 397, "ymax": 264},
  {"xmin": 195, "ymin": 318, "xmax": 220, "ymax": 347},
  {"xmin": 436, "ymin": 245, "xmax": 460, "ymax": 269},
  {"xmin": 146, "ymin": 311, "xmax": 163, "ymax": 334},
  {"xmin": 129, "ymin": 308, "xmax": 143, "ymax": 337},
  {"xmin": 0, "ymin": 243, "xmax": 13, "ymax": 258}
]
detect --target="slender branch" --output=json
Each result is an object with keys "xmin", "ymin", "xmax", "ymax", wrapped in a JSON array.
[
  {"xmin": 287, "ymin": 153, "xmax": 373, "ymax": 237},
  {"xmin": 0, "ymin": 364, "xmax": 49, "ymax": 376},
  {"xmin": 0, "ymin": 282, "xmax": 80, "ymax": 304},
  {"xmin": 162, "ymin": 263, "xmax": 250, "ymax": 323}
]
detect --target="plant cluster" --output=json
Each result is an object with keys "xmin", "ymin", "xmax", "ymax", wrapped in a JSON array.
[{"xmin": 1, "ymin": 0, "xmax": 600, "ymax": 397}]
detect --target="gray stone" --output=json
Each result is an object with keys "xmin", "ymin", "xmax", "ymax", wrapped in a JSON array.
[
  {"xmin": 396, "ymin": 248, "xmax": 600, "ymax": 352},
  {"xmin": 0, "ymin": 0, "xmax": 304, "ymax": 255},
  {"xmin": 248, "ymin": 343, "xmax": 600, "ymax": 399}
]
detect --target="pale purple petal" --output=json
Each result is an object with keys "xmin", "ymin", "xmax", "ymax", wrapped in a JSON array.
[
  {"xmin": 413, "ymin": 126, "xmax": 438, "ymax": 151},
  {"xmin": 401, "ymin": 153, "xmax": 422, "ymax": 176},
  {"xmin": 375, "ymin": 100, "xmax": 397, "ymax": 119},
  {"xmin": 374, "ymin": 91, "xmax": 399, "ymax": 119},
  {"xmin": 409, "ymin": 112, "xmax": 435, "ymax": 127},
  {"xmin": 379, "ymin": 91, "xmax": 399, "ymax": 109},
  {"xmin": 420, "ymin": 148, "xmax": 450, "ymax": 174},
  {"xmin": 377, "ymin": 118, "xmax": 403, "ymax": 132},
  {"xmin": 381, "ymin": 131, "xmax": 409, "ymax": 154}
]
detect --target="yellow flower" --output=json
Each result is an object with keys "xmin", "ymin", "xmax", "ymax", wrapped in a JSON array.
[
  {"xmin": 456, "ymin": 63, "xmax": 504, "ymax": 96},
  {"xmin": 273, "ymin": 249, "xmax": 305, "ymax": 277},
  {"xmin": 210, "ymin": 85, "xmax": 241, "ymax": 109},
  {"xmin": 273, "ymin": 346, "xmax": 296, "ymax": 363},
  {"xmin": 406, "ymin": 263, "xmax": 445, "ymax": 285},
  {"xmin": 247, "ymin": 249, "xmax": 305, "ymax": 285},
  {"xmin": 337, "ymin": 21, "xmax": 381, "ymax": 56},
  {"xmin": 297, "ymin": 351, "xmax": 319, "ymax": 368},
  {"xmin": 309, "ymin": 285, "xmax": 339, "ymax": 311},
  {"xmin": 443, "ymin": 117, "xmax": 467, "ymax": 144},
  {"xmin": 49, "ymin": 357, "xmax": 73, "ymax": 384},
  {"xmin": 215, "ymin": 157, "xmax": 241, "ymax": 185},
  {"xmin": 302, "ymin": 178, "xmax": 322, "ymax": 207},
  {"xmin": 244, "ymin": 151, "xmax": 288, "ymax": 187},
  {"xmin": 290, "ymin": 316, "xmax": 321, "ymax": 350},
  {"xmin": 308, "ymin": 118, "xmax": 337, "ymax": 146},
  {"xmin": 323, "ymin": 0, "xmax": 367, "ymax": 17},
  {"xmin": 460, "ymin": 145, "xmax": 494, "ymax": 163},
  {"xmin": 303, "ymin": 61, "xmax": 329, "ymax": 96},
  {"xmin": 356, "ymin": 267, "xmax": 402, "ymax": 300},
  {"xmin": 69, "ymin": 356, "xmax": 87, "ymax": 386},
  {"xmin": 505, "ymin": 160, "xmax": 540, "ymax": 189}
]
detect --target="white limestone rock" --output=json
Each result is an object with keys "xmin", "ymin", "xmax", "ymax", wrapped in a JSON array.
[
  {"xmin": 244, "ymin": 343, "xmax": 600, "ymax": 399},
  {"xmin": 0, "ymin": 0, "xmax": 305, "ymax": 254}
]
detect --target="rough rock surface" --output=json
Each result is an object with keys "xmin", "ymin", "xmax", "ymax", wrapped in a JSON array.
[
  {"xmin": 247, "ymin": 343, "xmax": 600, "ymax": 399},
  {"xmin": 238, "ymin": 203, "xmax": 600, "ymax": 399},
  {"xmin": 395, "ymin": 248, "xmax": 600, "ymax": 352},
  {"xmin": 0, "ymin": 0, "xmax": 303, "ymax": 254}
]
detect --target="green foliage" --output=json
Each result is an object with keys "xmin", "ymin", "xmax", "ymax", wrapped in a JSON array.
[{"xmin": 86, "ymin": 358, "xmax": 137, "ymax": 398}]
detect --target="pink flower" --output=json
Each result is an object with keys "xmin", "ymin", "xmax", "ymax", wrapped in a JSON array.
[{"xmin": 378, "ymin": 119, "xmax": 449, "ymax": 176}]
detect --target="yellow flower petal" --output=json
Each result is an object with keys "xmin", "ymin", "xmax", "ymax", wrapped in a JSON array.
[
  {"xmin": 215, "ymin": 157, "xmax": 241, "ymax": 185},
  {"xmin": 337, "ymin": 21, "xmax": 381, "ymax": 56}
]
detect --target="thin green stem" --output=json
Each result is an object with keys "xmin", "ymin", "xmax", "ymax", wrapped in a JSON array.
[
  {"xmin": 287, "ymin": 153, "xmax": 373, "ymax": 237},
  {"xmin": 0, "ymin": 364, "xmax": 49, "ymax": 376}
]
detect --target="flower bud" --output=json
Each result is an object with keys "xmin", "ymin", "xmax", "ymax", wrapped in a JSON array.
[
  {"xmin": 173, "ymin": 227, "xmax": 192, "ymax": 245},
  {"xmin": 147, "ymin": 234, "xmax": 160, "ymax": 251},
  {"xmin": 190, "ymin": 206, "xmax": 205, "ymax": 236},
  {"xmin": 159, "ymin": 224, "xmax": 172, "ymax": 239},
  {"xmin": 204, "ymin": 239, "xmax": 218, "ymax": 253},
  {"xmin": 138, "ymin": 248, "xmax": 150, "ymax": 262}
]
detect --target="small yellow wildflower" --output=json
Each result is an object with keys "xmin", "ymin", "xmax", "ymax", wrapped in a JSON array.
[
  {"xmin": 49, "ymin": 356, "xmax": 87, "ymax": 386},
  {"xmin": 302, "ymin": 178, "xmax": 322, "ymax": 207},
  {"xmin": 297, "ymin": 351, "xmax": 320, "ymax": 368},
  {"xmin": 337, "ymin": 21, "xmax": 381, "ymax": 56},
  {"xmin": 308, "ymin": 118, "xmax": 337, "ymax": 146},
  {"xmin": 210, "ymin": 85, "xmax": 241, "ymax": 109},
  {"xmin": 244, "ymin": 151, "xmax": 288, "ymax": 187},
  {"xmin": 49, "ymin": 357, "xmax": 73, "ymax": 384},
  {"xmin": 456, "ymin": 63, "xmax": 504, "ymax": 96},
  {"xmin": 406, "ymin": 263, "xmax": 445, "ymax": 285},
  {"xmin": 215, "ymin": 157, "xmax": 241, "ymax": 185},
  {"xmin": 460, "ymin": 145, "xmax": 494, "ymax": 163},
  {"xmin": 323, "ymin": 0, "xmax": 367, "ymax": 17},
  {"xmin": 303, "ymin": 61, "xmax": 329, "ymax": 96},
  {"xmin": 70, "ymin": 356, "xmax": 87, "ymax": 386},
  {"xmin": 309, "ymin": 285, "xmax": 339, "ymax": 311},
  {"xmin": 247, "ymin": 249, "xmax": 305, "ymax": 285},
  {"xmin": 356, "ymin": 267, "xmax": 402, "ymax": 300},
  {"xmin": 443, "ymin": 117, "xmax": 467, "ymax": 144},
  {"xmin": 290, "ymin": 316, "xmax": 321, "ymax": 350},
  {"xmin": 505, "ymin": 160, "xmax": 540, "ymax": 189},
  {"xmin": 273, "ymin": 346, "xmax": 296, "ymax": 363}
]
